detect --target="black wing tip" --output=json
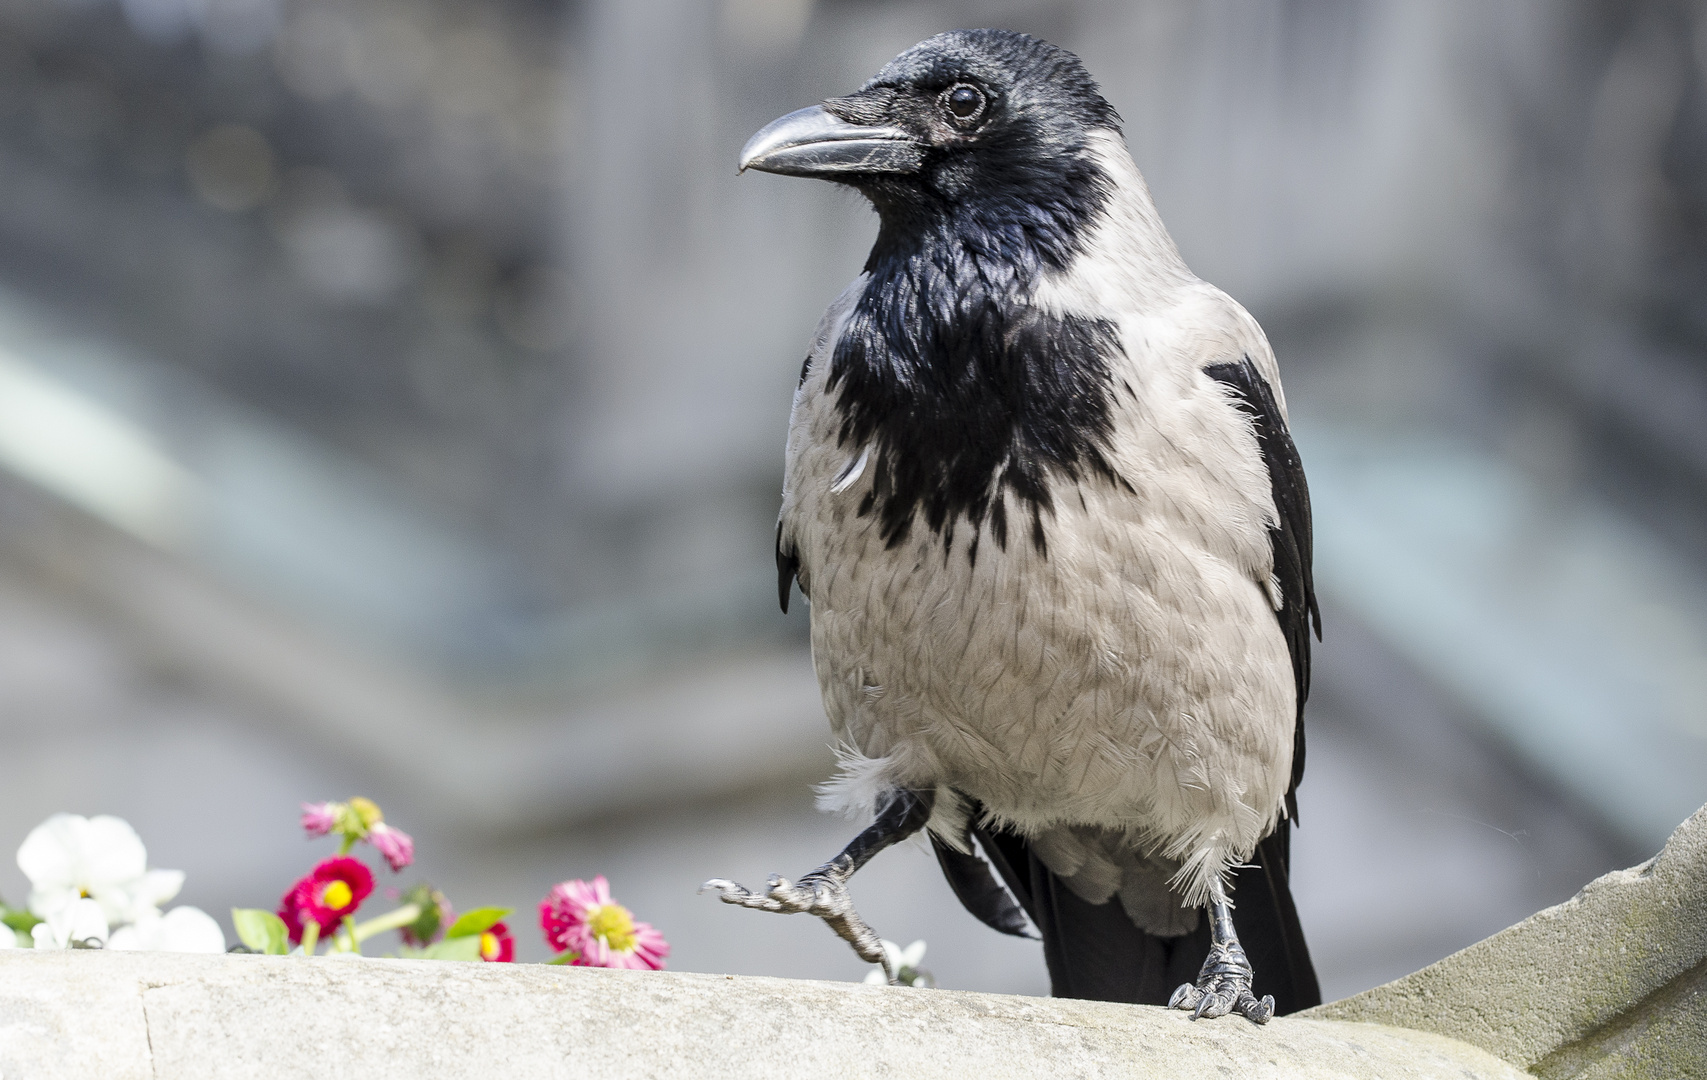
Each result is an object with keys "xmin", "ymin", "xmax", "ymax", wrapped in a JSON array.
[
  {"xmin": 930, "ymin": 833, "xmax": 1037, "ymax": 939},
  {"xmin": 775, "ymin": 521, "xmax": 799, "ymax": 614}
]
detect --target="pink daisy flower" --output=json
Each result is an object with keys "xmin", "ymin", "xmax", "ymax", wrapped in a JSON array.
[
  {"xmin": 279, "ymin": 856, "xmax": 374, "ymax": 943},
  {"xmin": 365, "ymin": 822, "xmax": 414, "ymax": 872},
  {"xmin": 299, "ymin": 802, "xmax": 338, "ymax": 838},
  {"xmin": 477, "ymin": 921, "xmax": 515, "ymax": 963},
  {"xmin": 539, "ymin": 876, "xmax": 668, "ymax": 970}
]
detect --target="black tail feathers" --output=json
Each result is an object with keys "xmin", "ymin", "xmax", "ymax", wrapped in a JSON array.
[{"xmin": 934, "ymin": 820, "xmax": 1320, "ymax": 1015}]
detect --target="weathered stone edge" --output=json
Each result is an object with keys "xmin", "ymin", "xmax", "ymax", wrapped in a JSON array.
[
  {"xmin": 0, "ymin": 951, "xmax": 1532, "ymax": 1080},
  {"xmin": 1306, "ymin": 801, "xmax": 1707, "ymax": 1074}
]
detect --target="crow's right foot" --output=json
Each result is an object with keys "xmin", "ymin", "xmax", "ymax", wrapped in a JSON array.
[{"xmin": 1168, "ymin": 937, "xmax": 1274, "ymax": 1024}]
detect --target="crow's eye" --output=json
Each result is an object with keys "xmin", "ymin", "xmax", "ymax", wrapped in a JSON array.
[{"xmin": 944, "ymin": 84, "xmax": 984, "ymax": 121}]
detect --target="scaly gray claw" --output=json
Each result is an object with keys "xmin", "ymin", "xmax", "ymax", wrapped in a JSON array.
[
  {"xmin": 1169, "ymin": 941, "xmax": 1274, "ymax": 1025},
  {"xmin": 1239, "ymin": 992, "xmax": 1275, "ymax": 1024},
  {"xmin": 700, "ymin": 868, "xmax": 893, "ymax": 977}
]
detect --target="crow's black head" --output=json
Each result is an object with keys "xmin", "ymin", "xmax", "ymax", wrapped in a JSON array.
[
  {"xmin": 741, "ymin": 30, "xmax": 1119, "ymax": 257},
  {"xmin": 745, "ymin": 33, "xmax": 1132, "ymax": 557}
]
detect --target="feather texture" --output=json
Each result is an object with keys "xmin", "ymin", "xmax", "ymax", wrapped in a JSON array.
[
  {"xmin": 766, "ymin": 29, "xmax": 1319, "ymax": 1012},
  {"xmin": 788, "ymin": 133, "xmax": 1298, "ymax": 909}
]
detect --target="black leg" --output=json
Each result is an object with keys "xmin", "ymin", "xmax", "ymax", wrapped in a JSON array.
[
  {"xmin": 1168, "ymin": 876, "xmax": 1275, "ymax": 1023},
  {"xmin": 701, "ymin": 789, "xmax": 934, "ymax": 980}
]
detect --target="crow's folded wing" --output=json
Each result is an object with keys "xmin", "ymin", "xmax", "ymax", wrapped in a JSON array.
[{"xmin": 1204, "ymin": 357, "xmax": 1320, "ymax": 818}]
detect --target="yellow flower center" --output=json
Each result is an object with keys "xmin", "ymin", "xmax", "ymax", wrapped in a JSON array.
[
  {"xmin": 319, "ymin": 879, "xmax": 353, "ymax": 909},
  {"xmin": 480, "ymin": 931, "xmax": 501, "ymax": 960},
  {"xmin": 586, "ymin": 903, "xmax": 637, "ymax": 952}
]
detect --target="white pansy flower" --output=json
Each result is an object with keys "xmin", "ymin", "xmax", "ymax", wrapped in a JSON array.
[
  {"xmin": 114, "ymin": 869, "xmax": 187, "ymax": 926},
  {"xmin": 864, "ymin": 939, "xmax": 930, "ymax": 985},
  {"xmin": 31, "ymin": 897, "xmax": 108, "ymax": 949},
  {"xmin": 0, "ymin": 923, "xmax": 16, "ymax": 948},
  {"xmin": 108, "ymin": 906, "xmax": 225, "ymax": 953},
  {"xmin": 17, "ymin": 814, "xmax": 149, "ymax": 922}
]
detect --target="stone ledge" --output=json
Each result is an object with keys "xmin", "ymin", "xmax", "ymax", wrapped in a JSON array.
[
  {"xmin": 0, "ymin": 951, "xmax": 1524, "ymax": 1080},
  {"xmin": 1311, "ymin": 802, "xmax": 1707, "ymax": 1079},
  {"xmin": 8, "ymin": 804, "xmax": 1702, "ymax": 1077}
]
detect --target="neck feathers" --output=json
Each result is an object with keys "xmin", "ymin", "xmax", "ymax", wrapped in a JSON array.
[
  {"xmin": 1030, "ymin": 130, "xmax": 1194, "ymax": 318},
  {"xmin": 828, "ymin": 145, "xmax": 1138, "ymax": 556}
]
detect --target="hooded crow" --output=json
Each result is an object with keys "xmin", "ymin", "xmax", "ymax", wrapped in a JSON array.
[{"xmin": 703, "ymin": 29, "xmax": 1321, "ymax": 1023}]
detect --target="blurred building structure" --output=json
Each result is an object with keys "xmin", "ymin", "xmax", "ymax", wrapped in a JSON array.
[{"xmin": 0, "ymin": 0, "xmax": 1702, "ymax": 998}]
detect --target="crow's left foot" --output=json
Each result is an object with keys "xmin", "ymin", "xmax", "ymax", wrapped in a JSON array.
[
  {"xmin": 1168, "ymin": 938, "xmax": 1274, "ymax": 1024},
  {"xmin": 700, "ymin": 860, "xmax": 895, "ymax": 981}
]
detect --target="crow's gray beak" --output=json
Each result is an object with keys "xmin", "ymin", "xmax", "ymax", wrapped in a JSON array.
[{"xmin": 738, "ymin": 105, "xmax": 922, "ymax": 177}]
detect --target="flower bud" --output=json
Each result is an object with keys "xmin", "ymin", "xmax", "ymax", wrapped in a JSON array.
[
  {"xmin": 399, "ymin": 884, "xmax": 451, "ymax": 947},
  {"xmin": 347, "ymin": 797, "xmax": 384, "ymax": 831}
]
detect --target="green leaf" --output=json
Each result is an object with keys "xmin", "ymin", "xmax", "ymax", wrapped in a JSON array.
[
  {"xmin": 231, "ymin": 909, "xmax": 290, "ymax": 955},
  {"xmin": 1, "ymin": 908, "xmax": 41, "ymax": 934},
  {"xmin": 445, "ymin": 907, "xmax": 512, "ymax": 939},
  {"xmin": 418, "ymin": 935, "xmax": 482, "ymax": 961}
]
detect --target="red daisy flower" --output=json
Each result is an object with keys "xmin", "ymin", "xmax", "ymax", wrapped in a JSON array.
[
  {"xmin": 477, "ymin": 921, "xmax": 515, "ymax": 962},
  {"xmin": 278, "ymin": 856, "xmax": 374, "ymax": 943}
]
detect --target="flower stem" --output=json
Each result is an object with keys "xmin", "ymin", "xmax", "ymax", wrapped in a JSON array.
[
  {"xmin": 350, "ymin": 903, "xmax": 422, "ymax": 945},
  {"xmin": 337, "ymin": 835, "xmax": 356, "ymax": 856},
  {"xmin": 546, "ymin": 951, "xmax": 579, "ymax": 965},
  {"xmin": 301, "ymin": 922, "xmax": 320, "ymax": 956},
  {"xmin": 342, "ymin": 915, "xmax": 360, "ymax": 955}
]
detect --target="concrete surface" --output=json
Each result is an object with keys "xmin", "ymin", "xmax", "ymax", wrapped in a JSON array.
[
  {"xmin": 1, "ymin": 810, "xmax": 1699, "ymax": 1079},
  {"xmin": 1312, "ymin": 802, "xmax": 1707, "ymax": 1079},
  {"xmin": 0, "ymin": 950, "xmax": 1526, "ymax": 1080}
]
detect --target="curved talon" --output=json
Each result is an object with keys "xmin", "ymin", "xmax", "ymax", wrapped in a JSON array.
[
  {"xmin": 700, "ymin": 878, "xmax": 783, "ymax": 913},
  {"xmin": 1173, "ymin": 975, "xmax": 1255, "ymax": 1021},
  {"xmin": 1194, "ymin": 988, "xmax": 1221, "ymax": 1019}
]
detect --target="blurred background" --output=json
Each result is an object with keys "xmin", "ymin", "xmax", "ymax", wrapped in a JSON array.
[{"xmin": 0, "ymin": 0, "xmax": 1703, "ymax": 999}]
